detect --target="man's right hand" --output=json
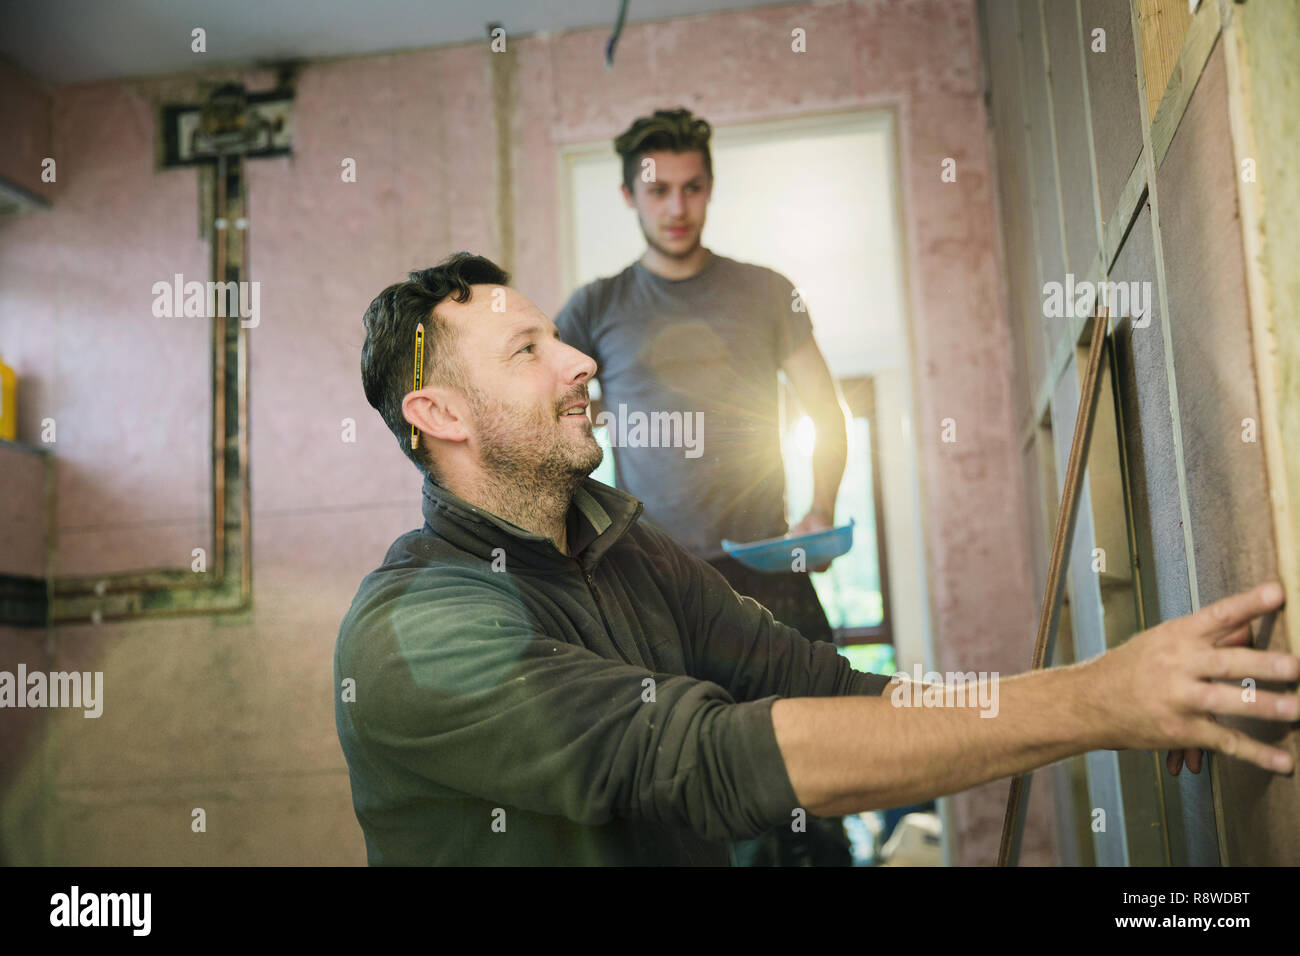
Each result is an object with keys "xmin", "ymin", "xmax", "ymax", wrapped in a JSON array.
[{"xmin": 1084, "ymin": 582, "xmax": 1299, "ymax": 774}]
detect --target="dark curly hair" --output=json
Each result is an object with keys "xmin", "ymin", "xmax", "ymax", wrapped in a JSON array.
[
  {"xmin": 613, "ymin": 107, "xmax": 713, "ymax": 194},
  {"xmin": 360, "ymin": 252, "xmax": 509, "ymax": 477}
]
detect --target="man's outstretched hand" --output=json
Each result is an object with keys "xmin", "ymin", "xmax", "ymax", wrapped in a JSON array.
[
  {"xmin": 1166, "ymin": 612, "xmax": 1268, "ymax": 776},
  {"xmin": 1085, "ymin": 582, "xmax": 1298, "ymax": 775}
]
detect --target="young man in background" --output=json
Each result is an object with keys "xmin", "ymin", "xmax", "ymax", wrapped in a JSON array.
[{"xmin": 554, "ymin": 108, "xmax": 858, "ymax": 864}]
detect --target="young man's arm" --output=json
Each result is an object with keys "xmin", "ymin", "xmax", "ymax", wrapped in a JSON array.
[
  {"xmin": 781, "ymin": 336, "xmax": 848, "ymax": 540},
  {"xmin": 774, "ymin": 268, "xmax": 847, "ymax": 571},
  {"xmin": 770, "ymin": 583, "xmax": 1299, "ymax": 816}
]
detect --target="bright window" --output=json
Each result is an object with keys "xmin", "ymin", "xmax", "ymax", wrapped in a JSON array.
[{"xmin": 783, "ymin": 376, "xmax": 892, "ymax": 644}]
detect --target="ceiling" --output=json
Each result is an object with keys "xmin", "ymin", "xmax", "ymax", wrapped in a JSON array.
[{"xmin": 0, "ymin": 0, "xmax": 793, "ymax": 86}]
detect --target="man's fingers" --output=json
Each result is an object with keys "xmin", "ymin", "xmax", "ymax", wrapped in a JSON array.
[
  {"xmin": 1194, "ymin": 583, "xmax": 1285, "ymax": 641},
  {"xmin": 1199, "ymin": 719, "xmax": 1294, "ymax": 774},
  {"xmin": 1213, "ymin": 624, "xmax": 1253, "ymax": 648},
  {"xmin": 1198, "ymin": 647, "xmax": 1300, "ymax": 682},
  {"xmin": 1167, "ymin": 748, "xmax": 1207, "ymax": 775},
  {"xmin": 1185, "ymin": 680, "xmax": 1300, "ymax": 721}
]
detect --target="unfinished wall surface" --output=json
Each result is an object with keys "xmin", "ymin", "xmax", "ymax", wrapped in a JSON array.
[
  {"xmin": 1234, "ymin": 0, "xmax": 1300, "ymax": 613},
  {"xmin": 1215, "ymin": 0, "xmax": 1300, "ymax": 866},
  {"xmin": 1087, "ymin": 0, "xmax": 1144, "ymax": 225},
  {"xmin": 1110, "ymin": 208, "xmax": 1189, "ymax": 627},
  {"xmin": 0, "ymin": 59, "xmax": 53, "ymax": 204},
  {"xmin": 1043, "ymin": 2, "xmax": 1100, "ymax": 279},
  {"xmin": 0, "ymin": 441, "xmax": 50, "ymax": 865},
  {"xmin": 0, "ymin": 443, "xmax": 47, "ymax": 580},
  {"xmin": 0, "ymin": 0, "xmax": 1036, "ymax": 866},
  {"xmin": 1136, "ymin": 0, "xmax": 1193, "ymax": 121},
  {"xmin": 1153, "ymin": 36, "xmax": 1298, "ymax": 868},
  {"xmin": 982, "ymin": 0, "xmax": 1300, "ymax": 865},
  {"xmin": 1016, "ymin": 0, "xmax": 1071, "ymax": 366},
  {"xmin": 983, "ymin": 0, "xmax": 1043, "ymax": 427}
]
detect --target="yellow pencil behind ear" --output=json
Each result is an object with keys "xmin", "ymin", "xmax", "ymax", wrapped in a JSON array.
[{"xmin": 411, "ymin": 321, "xmax": 425, "ymax": 449}]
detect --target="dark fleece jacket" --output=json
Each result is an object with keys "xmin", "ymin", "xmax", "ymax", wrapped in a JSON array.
[{"xmin": 335, "ymin": 474, "xmax": 892, "ymax": 865}]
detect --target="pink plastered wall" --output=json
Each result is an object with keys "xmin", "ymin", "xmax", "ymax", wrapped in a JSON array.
[
  {"xmin": 0, "ymin": 59, "xmax": 54, "ymax": 202},
  {"xmin": 0, "ymin": 0, "xmax": 1040, "ymax": 865}
]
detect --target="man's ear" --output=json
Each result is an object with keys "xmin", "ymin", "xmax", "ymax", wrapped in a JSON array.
[
  {"xmin": 621, "ymin": 183, "xmax": 636, "ymax": 209},
  {"xmin": 402, "ymin": 385, "xmax": 470, "ymax": 446}
]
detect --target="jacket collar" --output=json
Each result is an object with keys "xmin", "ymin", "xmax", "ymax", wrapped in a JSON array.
[{"xmin": 419, "ymin": 472, "xmax": 644, "ymax": 573}]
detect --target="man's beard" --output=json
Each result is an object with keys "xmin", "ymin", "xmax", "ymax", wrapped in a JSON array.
[{"xmin": 465, "ymin": 383, "xmax": 604, "ymax": 519}]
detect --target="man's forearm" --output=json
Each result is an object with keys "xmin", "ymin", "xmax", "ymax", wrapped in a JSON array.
[
  {"xmin": 809, "ymin": 410, "xmax": 847, "ymax": 516},
  {"xmin": 770, "ymin": 663, "xmax": 1107, "ymax": 817}
]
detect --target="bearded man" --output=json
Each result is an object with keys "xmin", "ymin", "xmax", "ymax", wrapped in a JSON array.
[{"xmin": 334, "ymin": 251, "xmax": 1298, "ymax": 866}]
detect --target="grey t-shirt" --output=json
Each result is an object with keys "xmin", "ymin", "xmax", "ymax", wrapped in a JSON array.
[{"xmin": 554, "ymin": 253, "xmax": 813, "ymax": 561}]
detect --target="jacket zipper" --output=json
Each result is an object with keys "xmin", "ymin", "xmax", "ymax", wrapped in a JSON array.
[{"xmin": 577, "ymin": 560, "xmax": 618, "ymax": 642}]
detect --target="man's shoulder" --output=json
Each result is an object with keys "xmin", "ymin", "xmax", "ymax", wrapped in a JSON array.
[
  {"xmin": 336, "ymin": 529, "xmax": 503, "ymax": 649},
  {"xmin": 367, "ymin": 527, "xmax": 480, "ymax": 581},
  {"xmin": 562, "ymin": 264, "xmax": 639, "ymax": 317},
  {"xmin": 711, "ymin": 254, "xmax": 793, "ymax": 291},
  {"xmin": 358, "ymin": 526, "xmax": 503, "ymax": 589}
]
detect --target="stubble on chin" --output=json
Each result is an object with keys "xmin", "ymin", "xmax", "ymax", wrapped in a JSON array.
[
  {"xmin": 568, "ymin": 419, "xmax": 604, "ymax": 476},
  {"xmin": 472, "ymin": 389, "xmax": 601, "ymax": 490}
]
